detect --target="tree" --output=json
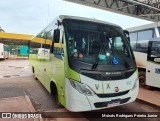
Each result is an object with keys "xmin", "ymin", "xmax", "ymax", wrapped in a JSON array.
[{"xmin": 0, "ymin": 26, "xmax": 5, "ymax": 32}]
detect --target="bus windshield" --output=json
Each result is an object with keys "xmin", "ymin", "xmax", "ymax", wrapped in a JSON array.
[{"xmin": 64, "ymin": 19, "xmax": 134, "ymax": 67}]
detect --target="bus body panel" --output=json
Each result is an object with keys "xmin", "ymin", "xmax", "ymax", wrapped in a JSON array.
[
  {"xmin": 29, "ymin": 15, "xmax": 138, "ymax": 112},
  {"xmin": 145, "ymin": 40, "xmax": 160, "ymax": 88},
  {"xmin": 146, "ymin": 61, "xmax": 160, "ymax": 88},
  {"xmin": 133, "ymin": 51, "xmax": 147, "ymax": 69},
  {"xmin": 66, "ymin": 72, "xmax": 138, "ymax": 112}
]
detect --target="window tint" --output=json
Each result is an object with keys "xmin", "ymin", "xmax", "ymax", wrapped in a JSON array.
[
  {"xmin": 153, "ymin": 30, "xmax": 156, "ymax": 38},
  {"xmin": 138, "ymin": 29, "xmax": 153, "ymax": 40},
  {"xmin": 158, "ymin": 27, "xmax": 160, "ymax": 36},
  {"xmin": 45, "ymin": 30, "xmax": 53, "ymax": 49},
  {"xmin": 150, "ymin": 41, "xmax": 160, "ymax": 57},
  {"xmin": 64, "ymin": 19, "xmax": 134, "ymax": 65},
  {"xmin": 130, "ymin": 32, "xmax": 137, "ymax": 41},
  {"xmin": 130, "ymin": 32, "xmax": 137, "ymax": 49}
]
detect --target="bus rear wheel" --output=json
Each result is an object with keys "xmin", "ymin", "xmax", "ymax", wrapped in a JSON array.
[{"xmin": 139, "ymin": 71, "xmax": 146, "ymax": 86}]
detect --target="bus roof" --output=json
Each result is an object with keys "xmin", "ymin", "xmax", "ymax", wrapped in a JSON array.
[
  {"xmin": 126, "ymin": 22, "xmax": 160, "ymax": 32},
  {"xmin": 59, "ymin": 15, "xmax": 120, "ymax": 28}
]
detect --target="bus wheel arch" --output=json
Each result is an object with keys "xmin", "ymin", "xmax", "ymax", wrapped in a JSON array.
[
  {"xmin": 138, "ymin": 68, "xmax": 146, "ymax": 86},
  {"xmin": 50, "ymin": 81, "xmax": 63, "ymax": 107}
]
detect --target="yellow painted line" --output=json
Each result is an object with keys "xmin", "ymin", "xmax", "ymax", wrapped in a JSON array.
[{"xmin": 0, "ymin": 32, "xmax": 33, "ymax": 40}]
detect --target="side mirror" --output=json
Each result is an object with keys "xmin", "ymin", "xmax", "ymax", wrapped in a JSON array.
[
  {"xmin": 51, "ymin": 29, "xmax": 60, "ymax": 53},
  {"xmin": 123, "ymin": 30, "xmax": 129, "ymax": 35},
  {"xmin": 124, "ymin": 30, "xmax": 130, "ymax": 44},
  {"xmin": 53, "ymin": 29, "xmax": 60, "ymax": 43}
]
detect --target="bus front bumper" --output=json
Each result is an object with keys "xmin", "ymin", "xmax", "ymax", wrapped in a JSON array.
[{"xmin": 65, "ymin": 78, "xmax": 139, "ymax": 112}]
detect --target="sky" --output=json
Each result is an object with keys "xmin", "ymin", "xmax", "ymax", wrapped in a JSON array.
[{"xmin": 0, "ymin": 0, "xmax": 152, "ymax": 35}]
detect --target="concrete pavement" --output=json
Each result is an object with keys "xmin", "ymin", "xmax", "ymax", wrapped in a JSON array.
[
  {"xmin": 0, "ymin": 96, "xmax": 88, "ymax": 121},
  {"xmin": 137, "ymin": 87, "xmax": 160, "ymax": 109},
  {"xmin": 0, "ymin": 96, "xmax": 39, "ymax": 121}
]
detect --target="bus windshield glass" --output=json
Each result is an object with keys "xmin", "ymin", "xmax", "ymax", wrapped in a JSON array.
[{"xmin": 64, "ymin": 19, "xmax": 134, "ymax": 66}]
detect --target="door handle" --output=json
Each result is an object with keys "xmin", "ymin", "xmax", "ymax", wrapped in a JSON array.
[{"xmin": 147, "ymin": 70, "xmax": 150, "ymax": 73}]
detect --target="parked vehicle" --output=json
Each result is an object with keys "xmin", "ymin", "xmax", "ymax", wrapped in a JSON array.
[
  {"xmin": 0, "ymin": 43, "xmax": 9, "ymax": 59},
  {"xmin": 29, "ymin": 15, "xmax": 138, "ymax": 112}
]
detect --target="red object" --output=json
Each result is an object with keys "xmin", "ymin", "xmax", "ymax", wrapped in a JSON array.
[{"xmin": 115, "ymin": 87, "xmax": 119, "ymax": 92}]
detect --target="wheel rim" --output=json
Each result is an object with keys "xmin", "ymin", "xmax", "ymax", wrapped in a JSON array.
[{"xmin": 139, "ymin": 76, "xmax": 145, "ymax": 85}]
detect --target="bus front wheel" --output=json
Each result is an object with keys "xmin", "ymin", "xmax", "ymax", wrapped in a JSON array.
[
  {"xmin": 50, "ymin": 82, "xmax": 63, "ymax": 108},
  {"xmin": 32, "ymin": 67, "xmax": 38, "ymax": 80}
]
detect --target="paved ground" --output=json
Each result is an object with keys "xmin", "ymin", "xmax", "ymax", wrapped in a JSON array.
[
  {"xmin": 0, "ymin": 96, "xmax": 39, "ymax": 121},
  {"xmin": 0, "ymin": 60, "xmax": 58, "ymax": 111},
  {"xmin": 0, "ymin": 59, "xmax": 159, "ymax": 121},
  {"xmin": 0, "ymin": 76, "xmax": 58, "ymax": 112},
  {"xmin": 138, "ymin": 86, "xmax": 160, "ymax": 107},
  {"xmin": 0, "ymin": 59, "xmax": 32, "ymax": 79}
]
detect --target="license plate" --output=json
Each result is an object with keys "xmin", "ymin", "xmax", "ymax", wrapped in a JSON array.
[{"xmin": 107, "ymin": 101, "xmax": 120, "ymax": 108}]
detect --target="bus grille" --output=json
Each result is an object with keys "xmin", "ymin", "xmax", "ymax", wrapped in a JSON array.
[{"xmin": 96, "ymin": 90, "xmax": 130, "ymax": 98}]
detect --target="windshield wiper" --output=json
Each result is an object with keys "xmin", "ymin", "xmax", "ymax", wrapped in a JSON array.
[
  {"xmin": 92, "ymin": 26, "xmax": 114, "ymax": 70},
  {"xmin": 92, "ymin": 57, "xmax": 99, "ymax": 70},
  {"xmin": 91, "ymin": 47, "xmax": 103, "ymax": 70},
  {"xmin": 92, "ymin": 37, "xmax": 109, "ymax": 70},
  {"xmin": 92, "ymin": 37, "xmax": 130, "ymax": 70}
]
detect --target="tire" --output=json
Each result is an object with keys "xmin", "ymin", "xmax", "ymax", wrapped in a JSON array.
[
  {"xmin": 138, "ymin": 71, "xmax": 146, "ymax": 86},
  {"xmin": 50, "ymin": 83, "xmax": 63, "ymax": 108},
  {"xmin": 32, "ymin": 67, "xmax": 35, "ymax": 73},
  {"xmin": 32, "ymin": 67, "xmax": 38, "ymax": 80}
]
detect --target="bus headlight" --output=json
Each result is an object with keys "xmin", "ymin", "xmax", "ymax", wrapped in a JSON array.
[
  {"xmin": 70, "ymin": 80, "xmax": 95, "ymax": 96},
  {"xmin": 132, "ymin": 78, "xmax": 139, "ymax": 90}
]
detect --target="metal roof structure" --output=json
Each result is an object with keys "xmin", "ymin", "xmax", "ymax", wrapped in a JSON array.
[
  {"xmin": 0, "ymin": 32, "xmax": 33, "ymax": 45},
  {"xmin": 64, "ymin": 0, "xmax": 160, "ymax": 22}
]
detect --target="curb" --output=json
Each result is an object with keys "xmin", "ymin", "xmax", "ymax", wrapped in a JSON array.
[{"xmin": 136, "ymin": 98, "xmax": 160, "ymax": 110}]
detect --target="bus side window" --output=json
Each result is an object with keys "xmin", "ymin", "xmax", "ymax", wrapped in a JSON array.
[{"xmin": 129, "ymin": 32, "xmax": 137, "ymax": 50}]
